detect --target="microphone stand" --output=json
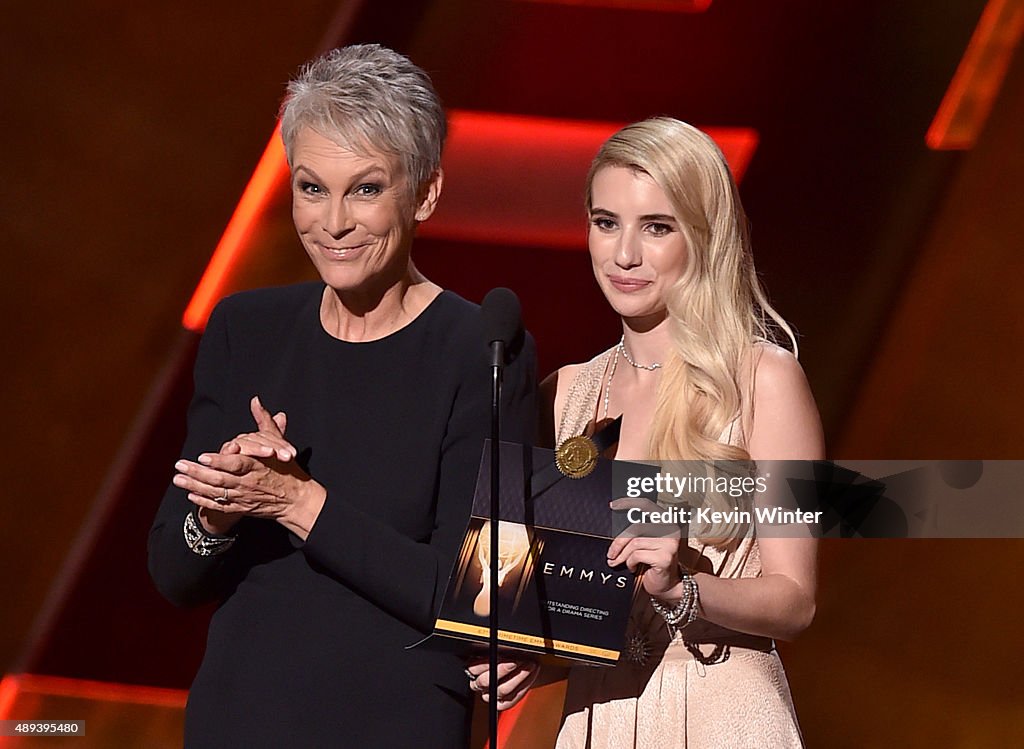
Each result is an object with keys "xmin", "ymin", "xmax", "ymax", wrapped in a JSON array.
[{"xmin": 488, "ymin": 340, "xmax": 504, "ymax": 749}]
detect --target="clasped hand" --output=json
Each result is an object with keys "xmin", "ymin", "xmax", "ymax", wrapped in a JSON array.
[{"xmin": 173, "ymin": 396, "xmax": 320, "ymax": 531}]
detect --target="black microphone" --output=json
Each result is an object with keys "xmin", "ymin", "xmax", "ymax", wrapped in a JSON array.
[
  {"xmin": 479, "ymin": 287, "xmax": 521, "ymax": 749},
  {"xmin": 481, "ymin": 287, "xmax": 522, "ymax": 370}
]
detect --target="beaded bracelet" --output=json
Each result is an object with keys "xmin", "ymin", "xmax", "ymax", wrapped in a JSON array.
[
  {"xmin": 183, "ymin": 507, "xmax": 237, "ymax": 556},
  {"xmin": 650, "ymin": 573, "xmax": 701, "ymax": 627}
]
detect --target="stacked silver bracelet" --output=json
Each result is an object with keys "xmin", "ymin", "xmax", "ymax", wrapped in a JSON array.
[
  {"xmin": 650, "ymin": 573, "xmax": 700, "ymax": 627},
  {"xmin": 183, "ymin": 507, "xmax": 237, "ymax": 556}
]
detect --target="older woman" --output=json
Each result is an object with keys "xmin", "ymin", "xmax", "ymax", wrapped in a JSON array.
[
  {"xmin": 471, "ymin": 118, "xmax": 823, "ymax": 747},
  {"xmin": 148, "ymin": 44, "xmax": 535, "ymax": 748}
]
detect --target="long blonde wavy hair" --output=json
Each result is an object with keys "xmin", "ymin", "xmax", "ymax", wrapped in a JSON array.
[{"xmin": 587, "ymin": 118, "xmax": 795, "ymax": 537}]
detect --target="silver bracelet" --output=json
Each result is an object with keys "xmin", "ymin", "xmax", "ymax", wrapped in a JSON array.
[
  {"xmin": 183, "ymin": 507, "xmax": 237, "ymax": 556},
  {"xmin": 650, "ymin": 573, "xmax": 701, "ymax": 627}
]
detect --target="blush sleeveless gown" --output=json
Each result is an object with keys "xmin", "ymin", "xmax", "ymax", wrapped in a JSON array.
[{"xmin": 554, "ymin": 349, "xmax": 805, "ymax": 749}]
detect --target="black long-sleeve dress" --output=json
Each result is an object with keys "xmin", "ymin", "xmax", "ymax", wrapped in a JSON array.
[{"xmin": 148, "ymin": 282, "xmax": 536, "ymax": 748}]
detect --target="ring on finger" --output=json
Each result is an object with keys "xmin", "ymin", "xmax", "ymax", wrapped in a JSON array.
[{"xmin": 215, "ymin": 488, "xmax": 230, "ymax": 504}]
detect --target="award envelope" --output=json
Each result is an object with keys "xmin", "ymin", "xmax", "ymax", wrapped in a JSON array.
[{"xmin": 433, "ymin": 436, "xmax": 658, "ymax": 665}]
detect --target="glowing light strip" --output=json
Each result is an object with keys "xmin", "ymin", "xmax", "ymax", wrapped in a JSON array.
[
  {"xmin": 0, "ymin": 673, "xmax": 187, "ymax": 713},
  {"xmin": 181, "ymin": 123, "xmax": 289, "ymax": 331},
  {"xmin": 422, "ymin": 111, "xmax": 758, "ymax": 250},
  {"xmin": 0, "ymin": 676, "xmax": 19, "ymax": 721},
  {"xmin": 926, "ymin": 0, "xmax": 1024, "ymax": 150}
]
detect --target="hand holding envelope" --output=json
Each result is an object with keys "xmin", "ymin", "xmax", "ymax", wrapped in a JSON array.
[{"xmin": 607, "ymin": 496, "xmax": 685, "ymax": 600}]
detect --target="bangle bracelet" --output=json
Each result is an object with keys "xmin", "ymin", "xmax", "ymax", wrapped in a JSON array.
[
  {"xmin": 183, "ymin": 507, "xmax": 237, "ymax": 556},
  {"xmin": 684, "ymin": 573, "xmax": 700, "ymax": 625},
  {"xmin": 650, "ymin": 573, "xmax": 701, "ymax": 627}
]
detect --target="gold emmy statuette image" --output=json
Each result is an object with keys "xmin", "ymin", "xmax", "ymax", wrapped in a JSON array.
[{"xmin": 473, "ymin": 521, "xmax": 531, "ymax": 618}]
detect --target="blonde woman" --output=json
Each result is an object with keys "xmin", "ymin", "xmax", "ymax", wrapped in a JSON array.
[{"xmin": 470, "ymin": 117, "xmax": 823, "ymax": 747}]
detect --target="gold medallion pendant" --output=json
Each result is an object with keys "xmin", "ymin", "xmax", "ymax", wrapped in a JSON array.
[{"xmin": 554, "ymin": 435, "xmax": 599, "ymax": 479}]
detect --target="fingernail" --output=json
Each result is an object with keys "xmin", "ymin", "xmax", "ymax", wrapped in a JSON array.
[
  {"xmin": 175, "ymin": 461, "xmax": 187, "ymax": 472},
  {"xmin": 173, "ymin": 475, "xmax": 186, "ymax": 487},
  {"xmin": 198, "ymin": 454, "xmax": 212, "ymax": 465}
]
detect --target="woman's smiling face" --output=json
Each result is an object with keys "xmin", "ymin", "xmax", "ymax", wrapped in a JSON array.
[
  {"xmin": 290, "ymin": 127, "xmax": 438, "ymax": 294},
  {"xmin": 587, "ymin": 165, "xmax": 689, "ymax": 326}
]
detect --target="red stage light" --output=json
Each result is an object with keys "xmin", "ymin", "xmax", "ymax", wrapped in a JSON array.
[
  {"xmin": 480, "ymin": 695, "xmax": 527, "ymax": 749},
  {"xmin": 0, "ymin": 674, "xmax": 188, "ymax": 747},
  {"xmin": 182, "ymin": 123, "xmax": 289, "ymax": 332},
  {"xmin": 420, "ymin": 111, "xmax": 758, "ymax": 250},
  {"xmin": 926, "ymin": 0, "xmax": 1024, "ymax": 150},
  {"xmin": 0, "ymin": 675, "xmax": 19, "ymax": 721},
  {"xmin": 0, "ymin": 673, "xmax": 186, "ymax": 712}
]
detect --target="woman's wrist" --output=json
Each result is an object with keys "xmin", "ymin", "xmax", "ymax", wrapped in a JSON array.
[
  {"xmin": 648, "ymin": 558, "xmax": 687, "ymax": 605},
  {"xmin": 277, "ymin": 479, "xmax": 328, "ymax": 541},
  {"xmin": 651, "ymin": 579, "xmax": 686, "ymax": 607},
  {"xmin": 198, "ymin": 506, "xmax": 241, "ymax": 536}
]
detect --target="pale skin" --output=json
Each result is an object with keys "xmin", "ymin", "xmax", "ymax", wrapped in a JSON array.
[{"xmin": 470, "ymin": 165, "xmax": 825, "ymax": 709}]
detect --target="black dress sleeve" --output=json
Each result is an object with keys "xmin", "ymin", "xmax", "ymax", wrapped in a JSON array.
[
  {"xmin": 147, "ymin": 301, "xmax": 238, "ymax": 607},
  {"xmin": 301, "ymin": 332, "xmax": 538, "ymax": 633}
]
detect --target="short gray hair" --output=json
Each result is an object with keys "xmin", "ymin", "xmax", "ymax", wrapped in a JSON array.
[{"xmin": 279, "ymin": 44, "xmax": 446, "ymax": 193}]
